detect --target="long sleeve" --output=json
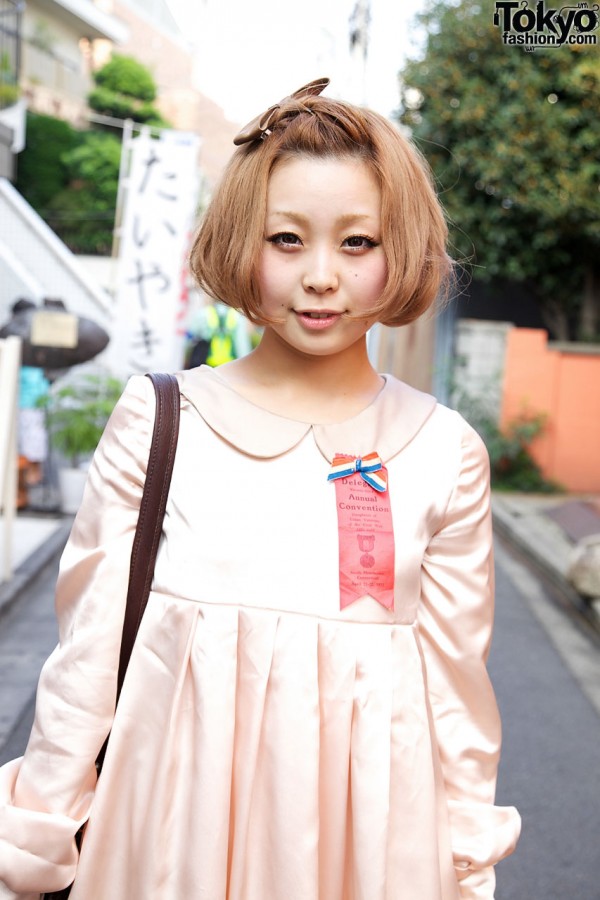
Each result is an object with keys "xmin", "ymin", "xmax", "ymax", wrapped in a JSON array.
[
  {"xmin": 0, "ymin": 376, "xmax": 155, "ymax": 896},
  {"xmin": 418, "ymin": 419, "xmax": 521, "ymax": 899}
]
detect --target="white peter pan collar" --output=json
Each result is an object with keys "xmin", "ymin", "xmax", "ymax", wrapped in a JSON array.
[{"xmin": 177, "ymin": 365, "xmax": 437, "ymax": 464}]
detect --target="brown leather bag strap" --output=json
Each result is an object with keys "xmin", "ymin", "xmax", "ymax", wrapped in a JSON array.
[
  {"xmin": 116, "ymin": 372, "xmax": 180, "ymax": 702},
  {"xmin": 42, "ymin": 375, "xmax": 181, "ymax": 899}
]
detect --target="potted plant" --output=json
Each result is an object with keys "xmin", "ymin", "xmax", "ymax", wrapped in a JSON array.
[
  {"xmin": 0, "ymin": 52, "xmax": 20, "ymax": 110},
  {"xmin": 41, "ymin": 372, "xmax": 123, "ymax": 513}
]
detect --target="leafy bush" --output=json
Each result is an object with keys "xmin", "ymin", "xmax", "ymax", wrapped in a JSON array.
[
  {"xmin": 88, "ymin": 54, "xmax": 169, "ymax": 126},
  {"xmin": 45, "ymin": 131, "xmax": 122, "ymax": 254},
  {"xmin": 16, "ymin": 115, "xmax": 120, "ymax": 253},
  {"xmin": 93, "ymin": 54, "xmax": 156, "ymax": 101},
  {"xmin": 0, "ymin": 83, "xmax": 19, "ymax": 109},
  {"xmin": 486, "ymin": 416, "xmax": 561, "ymax": 492},
  {"xmin": 15, "ymin": 50, "xmax": 168, "ymax": 255},
  {"xmin": 454, "ymin": 389, "xmax": 561, "ymax": 492},
  {"xmin": 41, "ymin": 373, "xmax": 124, "ymax": 467},
  {"xmin": 16, "ymin": 113, "xmax": 79, "ymax": 209},
  {"xmin": 135, "ymin": 103, "xmax": 169, "ymax": 126},
  {"xmin": 88, "ymin": 85, "xmax": 139, "ymax": 120}
]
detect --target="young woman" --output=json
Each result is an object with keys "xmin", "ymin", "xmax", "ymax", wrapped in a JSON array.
[{"xmin": 0, "ymin": 79, "xmax": 520, "ymax": 900}]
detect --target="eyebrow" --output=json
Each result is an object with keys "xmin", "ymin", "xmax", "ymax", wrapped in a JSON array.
[{"xmin": 269, "ymin": 211, "xmax": 375, "ymax": 226}]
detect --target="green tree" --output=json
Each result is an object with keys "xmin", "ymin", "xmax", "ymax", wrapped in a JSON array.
[
  {"xmin": 16, "ymin": 115, "xmax": 119, "ymax": 253},
  {"xmin": 45, "ymin": 131, "xmax": 122, "ymax": 254},
  {"xmin": 88, "ymin": 53, "xmax": 169, "ymax": 126},
  {"xmin": 398, "ymin": 0, "xmax": 600, "ymax": 340},
  {"xmin": 16, "ymin": 113, "xmax": 79, "ymax": 209}
]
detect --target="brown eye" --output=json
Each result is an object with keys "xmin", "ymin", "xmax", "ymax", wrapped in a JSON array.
[
  {"xmin": 343, "ymin": 235, "xmax": 377, "ymax": 249},
  {"xmin": 268, "ymin": 232, "xmax": 302, "ymax": 246}
]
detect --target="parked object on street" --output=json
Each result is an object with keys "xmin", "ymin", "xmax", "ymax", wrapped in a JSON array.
[
  {"xmin": 567, "ymin": 535, "xmax": 600, "ymax": 601},
  {"xmin": 492, "ymin": 493, "xmax": 600, "ymax": 630}
]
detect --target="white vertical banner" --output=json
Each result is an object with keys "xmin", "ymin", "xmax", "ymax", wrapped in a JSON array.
[{"xmin": 112, "ymin": 129, "xmax": 200, "ymax": 376}]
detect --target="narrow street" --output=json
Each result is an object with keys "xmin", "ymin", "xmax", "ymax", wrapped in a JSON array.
[
  {"xmin": 0, "ymin": 535, "xmax": 599, "ymax": 898},
  {"xmin": 491, "ymin": 538, "xmax": 600, "ymax": 899},
  {"xmin": 0, "ymin": 554, "xmax": 60, "ymax": 761}
]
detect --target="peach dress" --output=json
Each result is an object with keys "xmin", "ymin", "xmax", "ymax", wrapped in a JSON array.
[{"xmin": 0, "ymin": 367, "xmax": 520, "ymax": 900}]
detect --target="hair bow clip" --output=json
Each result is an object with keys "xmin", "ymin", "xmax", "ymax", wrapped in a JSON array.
[{"xmin": 233, "ymin": 77, "xmax": 330, "ymax": 146}]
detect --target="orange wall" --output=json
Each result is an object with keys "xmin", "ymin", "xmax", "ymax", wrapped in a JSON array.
[{"xmin": 500, "ymin": 329, "xmax": 600, "ymax": 492}]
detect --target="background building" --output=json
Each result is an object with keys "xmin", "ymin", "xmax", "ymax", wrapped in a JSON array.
[{"xmin": 0, "ymin": 0, "xmax": 240, "ymax": 335}]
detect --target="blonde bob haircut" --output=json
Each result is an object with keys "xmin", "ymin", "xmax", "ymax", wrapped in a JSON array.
[{"xmin": 190, "ymin": 93, "xmax": 451, "ymax": 327}]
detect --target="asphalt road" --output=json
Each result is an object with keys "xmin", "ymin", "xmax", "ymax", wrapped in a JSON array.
[
  {"xmin": 491, "ymin": 539, "xmax": 600, "ymax": 899},
  {"xmin": 1, "ymin": 535, "xmax": 599, "ymax": 898},
  {"xmin": 0, "ymin": 554, "xmax": 60, "ymax": 760}
]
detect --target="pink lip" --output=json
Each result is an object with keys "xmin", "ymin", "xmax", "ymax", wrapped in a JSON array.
[{"xmin": 295, "ymin": 310, "xmax": 342, "ymax": 331}]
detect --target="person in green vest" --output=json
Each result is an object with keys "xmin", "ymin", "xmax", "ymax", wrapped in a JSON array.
[{"xmin": 185, "ymin": 300, "xmax": 252, "ymax": 368}]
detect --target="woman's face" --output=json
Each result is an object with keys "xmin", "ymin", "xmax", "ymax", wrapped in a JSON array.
[{"xmin": 256, "ymin": 155, "xmax": 388, "ymax": 361}]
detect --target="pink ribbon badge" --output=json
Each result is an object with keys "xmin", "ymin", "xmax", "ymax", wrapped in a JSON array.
[{"xmin": 329, "ymin": 453, "xmax": 395, "ymax": 611}]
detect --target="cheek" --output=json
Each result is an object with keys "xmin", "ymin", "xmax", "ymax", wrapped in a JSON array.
[
  {"xmin": 256, "ymin": 259, "xmax": 295, "ymax": 320},
  {"xmin": 356, "ymin": 258, "xmax": 388, "ymax": 298},
  {"xmin": 374, "ymin": 256, "xmax": 389, "ymax": 287},
  {"xmin": 256, "ymin": 251, "xmax": 268, "ymax": 287},
  {"xmin": 257, "ymin": 250, "xmax": 288, "ymax": 293},
  {"xmin": 256, "ymin": 255, "xmax": 277, "ymax": 305}
]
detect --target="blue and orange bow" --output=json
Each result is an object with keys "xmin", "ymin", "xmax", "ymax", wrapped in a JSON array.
[{"xmin": 327, "ymin": 452, "xmax": 388, "ymax": 493}]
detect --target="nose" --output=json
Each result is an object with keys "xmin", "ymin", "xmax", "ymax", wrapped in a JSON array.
[{"xmin": 302, "ymin": 248, "xmax": 339, "ymax": 294}]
